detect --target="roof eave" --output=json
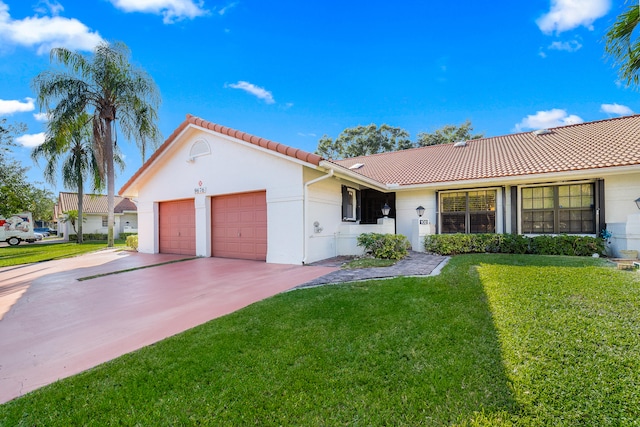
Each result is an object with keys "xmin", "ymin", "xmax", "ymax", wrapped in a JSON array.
[{"xmin": 391, "ymin": 163, "xmax": 640, "ymax": 191}]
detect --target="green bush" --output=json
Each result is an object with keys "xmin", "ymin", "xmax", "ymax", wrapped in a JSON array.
[
  {"xmin": 68, "ymin": 233, "xmax": 109, "ymax": 241},
  {"xmin": 424, "ymin": 233, "xmax": 605, "ymax": 257},
  {"xmin": 357, "ymin": 233, "xmax": 410, "ymax": 260},
  {"xmin": 120, "ymin": 232, "xmax": 137, "ymax": 240},
  {"xmin": 126, "ymin": 234, "xmax": 139, "ymax": 251}
]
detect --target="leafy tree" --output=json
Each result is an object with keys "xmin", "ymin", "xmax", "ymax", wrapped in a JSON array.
[
  {"xmin": 32, "ymin": 113, "xmax": 100, "ymax": 243},
  {"xmin": 0, "ymin": 119, "xmax": 33, "ymax": 217},
  {"xmin": 316, "ymin": 124, "xmax": 412, "ymax": 159},
  {"xmin": 26, "ymin": 187, "xmax": 56, "ymax": 225},
  {"xmin": 605, "ymin": 2, "xmax": 640, "ymax": 88},
  {"xmin": 33, "ymin": 41, "xmax": 161, "ymax": 247},
  {"xmin": 416, "ymin": 120, "xmax": 483, "ymax": 147},
  {"xmin": 61, "ymin": 210, "xmax": 86, "ymax": 236}
]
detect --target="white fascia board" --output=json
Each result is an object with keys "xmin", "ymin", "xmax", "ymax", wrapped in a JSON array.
[
  {"xmin": 211, "ymin": 128, "xmax": 321, "ymax": 169},
  {"xmin": 319, "ymin": 160, "xmax": 388, "ymax": 191}
]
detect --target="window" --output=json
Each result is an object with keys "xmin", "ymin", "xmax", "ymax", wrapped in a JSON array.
[
  {"xmin": 441, "ymin": 190, "xmax": 496, "ymax": 234},
  {"xmin": 342, "ymin": 186, "xmax": 359, "ymax": 221},
  {"xmin": 102, "ymin": 216, "xmax": 108, "ymax": 227},
  {"xmin": 521, "ymin": 183, "xmax": 595, "ymax": 234}
]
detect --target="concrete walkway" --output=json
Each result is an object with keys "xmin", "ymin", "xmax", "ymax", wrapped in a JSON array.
[
  {"xmin": 0, "ymin": 250, "xmax": 337, "ymax": 404},
  {"xmin": 298, "ymin": 251, "xmax": 449, "ymax": 288}
]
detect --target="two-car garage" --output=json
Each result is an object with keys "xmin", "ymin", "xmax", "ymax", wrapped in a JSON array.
[{"xmin": 158, "ymin": 191, "xmax": 267, "ymax": 261}]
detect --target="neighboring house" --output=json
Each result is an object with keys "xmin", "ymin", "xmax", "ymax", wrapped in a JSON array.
[
  {"xmin": 119, "ymin": 114, "xmax": 640, "ymax": 264},
  {"xmin": 54, "ymin": 192, "xmax": 138, "ymax": 240}
]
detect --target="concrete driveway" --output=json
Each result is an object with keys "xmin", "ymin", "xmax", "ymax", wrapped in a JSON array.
[{"xmin": 0, "ymin": 250, "xmax": 337, "ymax": 404}]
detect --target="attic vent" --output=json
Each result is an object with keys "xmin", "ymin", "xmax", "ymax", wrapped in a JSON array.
[
  {"xmin": 188, "ymin": 139, "xmax": 211, "ymax": 162},
  {"xmin": 532, "ymin": 129, "xmax": 552, "ymax": 136},
  {"xmin": 349, "ymin": 163, "xmax": 364, "ymax": 170},
  {"xmin": 453, "ymin": 140, "xmax": 467, "ymax": 147}
]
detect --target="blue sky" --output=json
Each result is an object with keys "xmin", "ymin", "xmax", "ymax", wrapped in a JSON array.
[{"xmin": 0, "ymin": 0, "xmax": 637, "ymax": 196}]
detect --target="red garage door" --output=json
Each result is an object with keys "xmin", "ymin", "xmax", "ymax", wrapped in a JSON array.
[
  {"xmin": 212, "ymin": 191, "xmax": 267, "ymax": 261},
  {"xmin": 159, "ymin": 199, "xmax": 196, "ymax": 256}
]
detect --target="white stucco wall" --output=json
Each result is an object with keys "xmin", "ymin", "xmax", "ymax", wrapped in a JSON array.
[
  {"xmin": 305, "ymin": 170, "xmax": 343, "ymax": 263},
  {"xmin": 603, "ymin": 172, "xmax": 640, "ymax": 255},
  {"xmin": 132, "ymin": 128, "xmax": 306, "ymax": 264}
]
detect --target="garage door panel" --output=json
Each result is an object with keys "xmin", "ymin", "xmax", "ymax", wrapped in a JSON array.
[
  {"xmin": 159, "ymin": 200, "xmax": 196, "ymax": 256},
  {"xmin": 211, "ymin": 191, "xmax": 267, "ymax": 261}
]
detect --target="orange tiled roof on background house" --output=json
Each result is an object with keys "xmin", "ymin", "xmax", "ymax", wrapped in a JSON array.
[
  {"xmin": 57, "ymin": 193, "xmax": 137, "ymax": 215},
  {"xmin": 329, "ymin": 115, "xmax": 640, "ymax": 186},
  {"xmin": 119, "ymin": 115, "xmax": 322, "ymax": 194}
]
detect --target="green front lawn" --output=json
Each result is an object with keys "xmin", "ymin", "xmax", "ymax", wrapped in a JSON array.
[
  {"xmin": 1, "ymin": 255, "xmax": 639, "ymax": 425},
  {"xmin": 0, "ymin": 241, "xmax": 127, "ymax": 267}
]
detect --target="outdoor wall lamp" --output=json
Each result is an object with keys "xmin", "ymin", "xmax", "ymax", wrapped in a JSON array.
[
  {"xmin": 635, "ymin": 197, "xmax": 640, "ymax": 210},
  {"xmin": 382, "ymin": 202, "xmax": 391, "ymax": 217},
  {"xmin": 416, "ymin": 205, "xmax": 425, "ymax": 217}
]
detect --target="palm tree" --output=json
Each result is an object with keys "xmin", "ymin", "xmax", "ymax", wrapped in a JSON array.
[
  {"xmin": 32, "ymin": 41, "xmax": 161, "ymax": 247},
  {"xmin": 32, "ymin": 113, "xmax": 98, "ymax": 243},
  {"xmin": 605, "ymin": 2, "xmax": 640, "ymax": 87}
]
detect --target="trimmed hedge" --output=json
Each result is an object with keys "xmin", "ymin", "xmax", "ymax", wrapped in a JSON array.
[
  {"xmin": 68, "ymin": 233, "xmax": 137, "ymax": 242},
  {"xmin": 357, "ymin": 233, "xmax": 411, "ymax": 260},
  {"xmin": 68, "ymin": 233, "xmax": 108, "ymax": 241},
  {"xmin": 424, "ymin": 233, "xmax": 604, "ymax": 256}
]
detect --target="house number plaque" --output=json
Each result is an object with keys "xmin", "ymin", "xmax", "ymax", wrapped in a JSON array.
[{"xmin": 194, "ymin": 180, "xmax": 206, "ymax": 194}]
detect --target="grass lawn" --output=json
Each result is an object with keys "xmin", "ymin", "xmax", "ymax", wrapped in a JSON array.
[
  {"xmin": 341, "ymin": 257, "xmax": 396, "ymax": 269},
  {"xmin": 1, "ymin": 254, "xmax": 639, "ymax": 425},
  {"xmin": 0, "ymin": 240, "xmax": 127, "ymax": 267}
]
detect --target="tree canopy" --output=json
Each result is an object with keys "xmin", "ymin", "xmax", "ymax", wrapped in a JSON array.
[
  {"xmin": 315, "ymin": 121, "xmax": 483, "ymax": 159},
  {"xmin": 0, "ymin": 118, "xmax": 55, "ymax": 220},
  {"xmin": 605, "ymin": 2, "xmax": 640, "ymax": 88},
  {"xmin": 416, "ymin": 120, "xmax": 483, "ymax": 147},
  {"xmin": 33, "ymin": 41, "xmax": 161, "ymax": 246}
]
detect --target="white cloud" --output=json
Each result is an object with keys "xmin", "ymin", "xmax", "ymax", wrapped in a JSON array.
[
  {"xmin": 226, "ymin": 81, "xmax": 275, "ymax": 104},
  {"xmin": 33, "ymin": 112, "xmax": 49, "ymax": 122},
  {"xmin": 537, "ymin": 0, "xmax": 611, "ymax": 34},
  {"xmin": 548, "ymin": 39, "xmax": 582, "ymax": 52},
  {"xmin": 16, "ymin": 132, "xmax": 46, "ymax": 148},
  {"xmin": 218, "ymin": 2, "xmax": 237, "ymax": 16},
  {"xmin": 0, "ymin": 1, "xmax": 103, "ymax": 54},
  {"xmin": 34, "ymin": 0, "xmax": 64, "ymax": 16},
  {"xmin": 600, "ymin": 103, "xmax": 634, "ymax": 116},
  {"xmin": 514, "ymin": 109, "xmax": 584, "ymax": 131},
  {"xmin": 297, "ymin": 132, "xmax": 317, "ymax": 137},
  {"xmin": 0, "ymin": 97, "xmax": 35, "ymax": 115},
  {"xmin": 109, "ymin": 0, "xmax": 208, "ymax": 24}
]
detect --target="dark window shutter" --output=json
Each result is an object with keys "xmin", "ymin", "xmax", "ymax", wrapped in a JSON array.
[
  {"xmin": 596, "ymin": 179, "xmax": 605, "ymax": 234},
  {"xmin": 511, "ymin": 186, "xmax": 518, "ymax": 234},
  {"xmin": 341, "ymin": 186, "xmax": 349, "ymax": 219},
  {"xmin": 435, "ymin": 191, "xmax": 439, "ymax": 234},
  {"xmin": 356, "ymin": 190, "xmax": 361, "ymax": 221}
]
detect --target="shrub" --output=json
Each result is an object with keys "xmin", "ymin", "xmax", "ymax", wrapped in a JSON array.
[
  {"xmin": 68, "ymin": 233, "xmax": 109, "ymax": 241},
  {"xmin": 357, "ymin": 233, "xmax": 410, "ymax": 260},
  {"xmin": 424, "ymin": 233, "xmax": 604, "ymax": 257},
  {"xmin": 126, "ymin": 235, "xmax": 139, "ymax": 251}
]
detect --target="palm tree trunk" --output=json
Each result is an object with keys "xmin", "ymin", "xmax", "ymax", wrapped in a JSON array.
[
  {"xmin": 77, "ymin": 172, "xmax": 84, "ymax": 244},
  {"xmin": 105, "ymin": 119, "xmax": 115, "ymax": 248}
]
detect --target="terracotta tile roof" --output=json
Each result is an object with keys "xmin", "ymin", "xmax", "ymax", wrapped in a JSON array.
[
  {"xmin": 120, "ymin": 114, "xmax": 322, "ymax": 194},
  {"xmin": 57, "ymin": 192, "xmax": 137, "ymax": 215},
  {"xmin": 330, "ymin": 115, "xmax": 640, "ymax": 186}
]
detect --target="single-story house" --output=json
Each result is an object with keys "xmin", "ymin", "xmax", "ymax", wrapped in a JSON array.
[
  {"xmin": 55, "ymin": 192, "xmax": 138, "ymax": 240},
  {"xmin": 119, "ymin": 114, "xmax": 640, "ymax": 263}
]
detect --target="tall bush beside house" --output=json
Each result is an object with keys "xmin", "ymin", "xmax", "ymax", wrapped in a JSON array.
[
  {"xmin": 357, "ymin": 233, "xmax": 410, "ymax": 260},
  {"xmin": 126, "ymin": 235, "xmax": 138, "ymax": 251}
]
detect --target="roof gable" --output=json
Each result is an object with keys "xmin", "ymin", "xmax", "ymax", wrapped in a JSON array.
[
  {"xmin": 57, "ymin": 193, "xmax": 137, "ymax": 215},
  {"xmin": 119, "ymin": 114, "xmax": 322, "ymax": 195}
]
